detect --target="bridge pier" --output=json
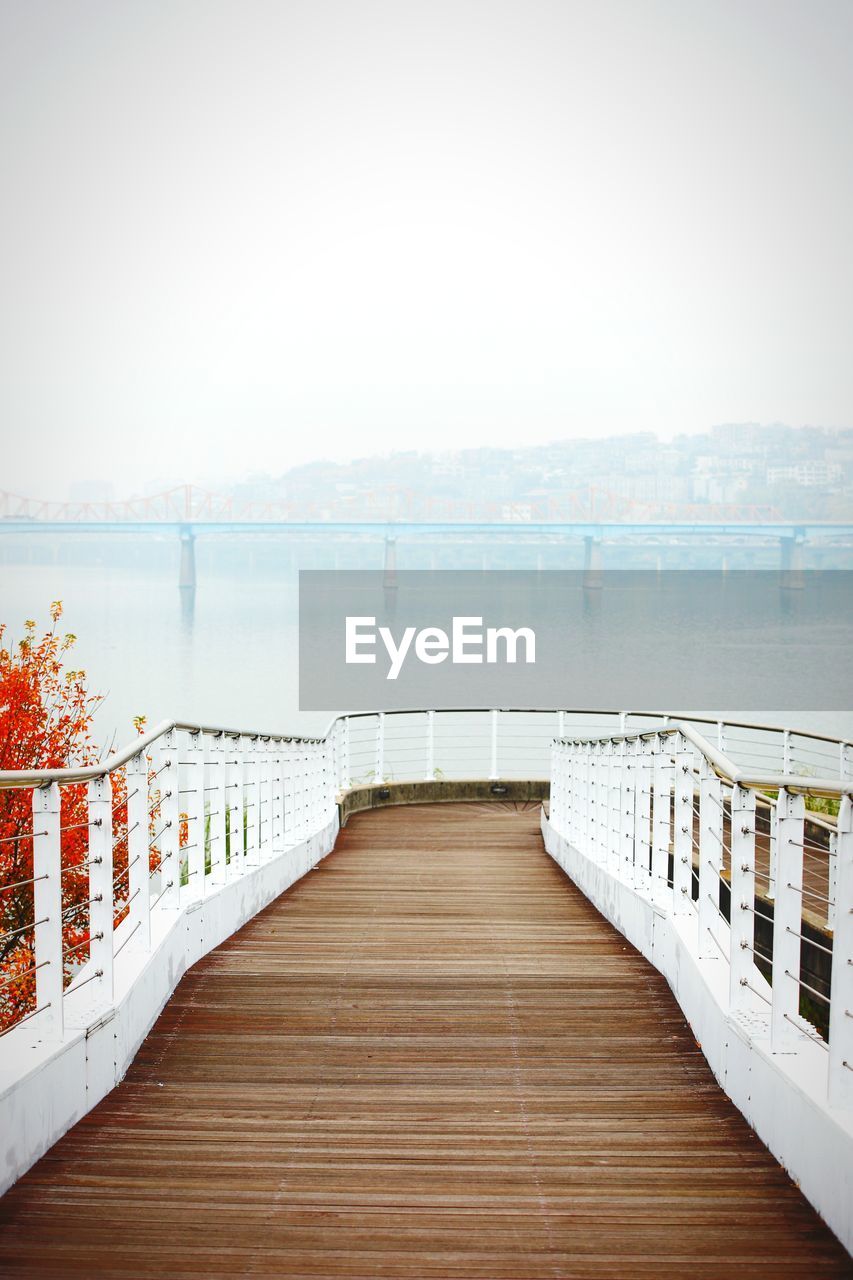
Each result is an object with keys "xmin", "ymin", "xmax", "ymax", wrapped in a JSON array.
[
  {"xmin": 780, "ymin": 534, "xmax": 805, "ymax": 588},
  {"xmin": 383, "ymin": 535, "xmax": 398, "ymax": 590},
  {"xmin": 179, "ymin": 527, "xmax": 196, "ymax": 591},
  {"xmin": 583, "ymin": 536, "xmax": 603, "ymax": 588}
]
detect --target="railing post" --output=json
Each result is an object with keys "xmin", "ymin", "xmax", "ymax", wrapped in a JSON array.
[
  {"xmin": 489, "ymin": 709, "xmax": 498, "ymax": 781},
  {"xmin": 292, "ymin": 741, "xmax": 305, "ymax": 842},
  {"xmin": 376, "ymin": 713, "xmax": 385, "ymax": 782},
  {"xmin": 281, "ymin": 740, "xmax": 294, "ymax": 846},
  {"xmin": 828, "ymin": 794, "xmax": 853, "ymax": 1107},
  {"xmin": 698, "ymin": 760, "xmax": 724, "ymax": 962},
  {"xmin": 582, "ymin": 741, "xmax": 591, "ymax": 856},
  {"xmin": 86, "ymin": 774, "xmax": 114, "ymax": 1009},
  {"xmin": 184, "ymin": 732, "xmax": 206, "ymax": 901},
  {"xmin": 832, "ymin": 748, "xmax": 853, "ymax": 930},
  {"xmin": 157, "ymin": 727, "xmax": 180, "ymax": 912},
  {"xmin": 244, "ymin": 736, "xmax": 260, "ymax": 867},
  {"xmin": 592, "ymin": 741, "xmax": 601, "ymax": 858},
  {"xmin": 568, "ymin": 743, "xmax": 578, "ymax": 848},
  {"xmin": 606, "ymin": 739, "xmax": 620, "ymax": 875},
  {"xmin": 32, "ymin": 782, "xmax": 63, "ymax": 1040},
  {"xmin": 270, "ymin": 739, "xmax": 285, "ymax": 854},
  {"xmin": 550, "ymin": 742, "xmax": 562, "ymax": 830},
  {"xmin": 633, "ymin": 738, "xmax": 652, "ymax": 891},
  {"xmin": 125, "ymin": 750, "xmax": 150, "ymax": 954},
  {"xmin": 209, "ymin": 733, "xmax": 227, "ymax": 884},
  {"xmin": 596, "ymin": 740, "xmax": 607, "ymax": 862},
  {"xmin": 828, "ymin": 828, "xmax": 838, "ymax": 932},
  {"xmin": 782, "ymin": 729, "xmax": 792, "ymax": 775},
  {"xmin": 729, "ymin": 784, "xmax": 756, "ymax": 1010},
  {"xmin": 620, "ymin": 738, "xmax": 635, "ymax": 883},
  {"xmin": 328, "ymin": 726, "xmax": 338, "ymax": 803},
  {"xmin": 673, "ymin": 734, "xmax": 694, "ymax": 916},
  {"xmin": 258, "ymin": 739, "xmax": 273, "ymax": 859},
  {"xmin": 425, "ymin": 710, "xmax": 435, "ymax": 781},
  {"xmin": 771, "ymin": 787, "xmax": 805, "ymax": 1051},
  {"xmin": 226, "ymin": 735, "xmax": 245, "ymax": 877},
  {"xmin": 651, "ymin": 734, "xmax": 673, "ymax": 909},
  {"xmin": 342, "ymin": 717, "xmax": 351, "ymax": 791}
]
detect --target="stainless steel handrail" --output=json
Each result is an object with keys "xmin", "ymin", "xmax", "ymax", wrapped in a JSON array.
[{"xmin": 0, "ymin": 707, "xmax": 849, "ymax": 793}]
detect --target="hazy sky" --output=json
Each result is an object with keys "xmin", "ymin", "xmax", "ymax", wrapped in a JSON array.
[{"xmin": 1, "ymin": 0, "xmax": 851, "ymax": 499}]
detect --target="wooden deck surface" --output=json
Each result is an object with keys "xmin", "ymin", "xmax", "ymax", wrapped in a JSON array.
[{"xmin": 1, "ymin": 802, "xmax": 849, "ymax": 1278}]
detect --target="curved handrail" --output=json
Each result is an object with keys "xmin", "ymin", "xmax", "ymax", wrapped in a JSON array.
[
  {"xmin": 0, "ymin": 706, "xmax": 849, "ymax": 791},
  {"xmin": 556, "ymin": 719, "xmax": 853, "ymax": 796},
  {"xmin": 0, "ymin": 717, "xmax": 328, "ymax": 790}
]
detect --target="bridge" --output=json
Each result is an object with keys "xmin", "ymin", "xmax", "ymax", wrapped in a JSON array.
[
  {"xmin": 0, "ymin": 709, "xmax": 851, "ymax": 1275},
  {"xmin": 3, "ymin": 485, "xmax": 853, "ymax": 587}
]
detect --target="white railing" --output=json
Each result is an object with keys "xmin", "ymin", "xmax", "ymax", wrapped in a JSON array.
[
  {"xmin": 0, "ymin": 720, "xmax": 337, "ymax": 1046},
  {"xmin": 2, "ymin": 708, "xmax": 851, "ymax": 1046},
  {"xmin": 1, "ymin": 706, "xmax": 852, "ymax": 1216},
  {"xmin": 545, "ymin": 720, "xmax": 853, "ymax": 1254},
  {"xmin": 549, "ymin": 722, "xmax": 853, "ymax": 1106}
]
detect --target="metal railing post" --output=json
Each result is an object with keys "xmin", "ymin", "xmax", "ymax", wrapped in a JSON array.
[
  {"xmin": 729, "ymin": 784, "xmax": 756, "ymax": 1010},
  {"xmin": 208, "ymin": 733, "xmax": 227, "ymax": 884},
  {"xmin": 32, "ymin": 782, "xmax": 63, "ymax": 1040},
  {"xmin": 375, "ymin": 713, "xmax": 385, "ymax": 782},
  {"xmin": 673, "ymin": 735, "xmax": 694, "ymax": 916},
  {"xmin": 620, "ymin": 738, "xmax": 635, "ymax": 883},
  {"xmin": 770, "ymin": 787, "xmax": 805, "ymax": 1051},
  {"xmin": 551, "ymin": 742, "xmax": 563, "ymax": 830},
  {"xmin": 245, "ymin": 737, "xmax": 260, "ymax": 866},
  {"xmin": 489, "ymin": 709, "xmax": 498, "ymax": 781},
  {"xmin": 342, "ymin": 717, "xmax": 351, "ymax": 791},
  {"xmin": 828, "ymin": 794, "xmax": 853, "ymax": 1107},
  {"xmin": 157, "ymin": 728, "xmax": 180, "ymax": 911},
  {"xmin": 259, "ymin": 739, "xmax": 273, "ymax": 860},
  {"xmin": 227, "ymin": 736, "xmax": 246, "ymax": 875},
  {"xmin": 698, "ymin": 759, "xmax": 724, "ymax": 962},
  {"xmin": 86, "ymin": 774, "xmax": 114, "ymax": 1009},
  {"xmin": 634, "ymin": 737, "xmax": 652, "ymax": 891},
  {"xmin": 184, "ymin": 732, "xmax": 206, "ymax": 901},
  {"xmin": 270, "ymin": 739, "xmax": 285, "ymax": 855},
  {"xmin": 606, "ymin": 739, "xmax": 620, "ymax": 874},
  {"xmin": 832, "ymin": 747, "xmax": 853, "ymax": 930},
  {"xmin": 126, "ymin": 750, "xmax": 151, "ymax": 954},
  {"xmin": 651, "ymin": 734, "xmax": 673, "ymax": 908}
]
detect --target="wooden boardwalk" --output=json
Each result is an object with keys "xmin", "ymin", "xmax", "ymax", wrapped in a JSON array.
[{"xmin": 1, "ymin": 802, "xmax": 849, "ymax": 1278}]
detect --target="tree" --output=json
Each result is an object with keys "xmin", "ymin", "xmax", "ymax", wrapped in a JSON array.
[{"xmin": 0, "ymin": 604, "xmax": 130, "ymax": 1033}]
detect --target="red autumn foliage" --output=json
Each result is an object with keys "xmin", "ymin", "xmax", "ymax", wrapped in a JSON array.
[{"xmin": 0, "ymin": 604, "xmax": 136, "ymax": 1033}]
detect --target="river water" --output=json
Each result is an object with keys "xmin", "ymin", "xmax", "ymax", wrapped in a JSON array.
[{"xmin": 1, "ymin": 532, "xmax": 851, "ymax": 751}]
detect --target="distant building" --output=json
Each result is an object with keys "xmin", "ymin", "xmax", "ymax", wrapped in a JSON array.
[{"xmin": 766, "ymin": 461, "xmax": 843, "ymax": 488}]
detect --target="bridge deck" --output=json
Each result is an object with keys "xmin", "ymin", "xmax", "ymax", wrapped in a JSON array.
[{"xmin": 1, "ymin": 802, "xmax": 848, "ymax": 1278}]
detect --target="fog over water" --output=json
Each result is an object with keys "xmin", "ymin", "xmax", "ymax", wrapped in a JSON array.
[{"xmin": 2, "ymin": 535, "xmax": 850, "ymax": 749}]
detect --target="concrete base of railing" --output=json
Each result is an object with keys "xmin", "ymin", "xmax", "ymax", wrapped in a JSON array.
[
  {"xmin": 541, "ymin": 809, "xmax": 853, "ymax": 1259},
  {"xmin": 339, "ymin": 778, "xmax": 549, "ymax": 825},
  {"xmin": 0, "ymin": 813, "xmax": 340, "ymax": 1198}
]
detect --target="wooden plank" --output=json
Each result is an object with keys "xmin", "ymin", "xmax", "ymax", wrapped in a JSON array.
[{"xmin": 0, "ymin": 801, "xmax": 848, "ymax": 1277}]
